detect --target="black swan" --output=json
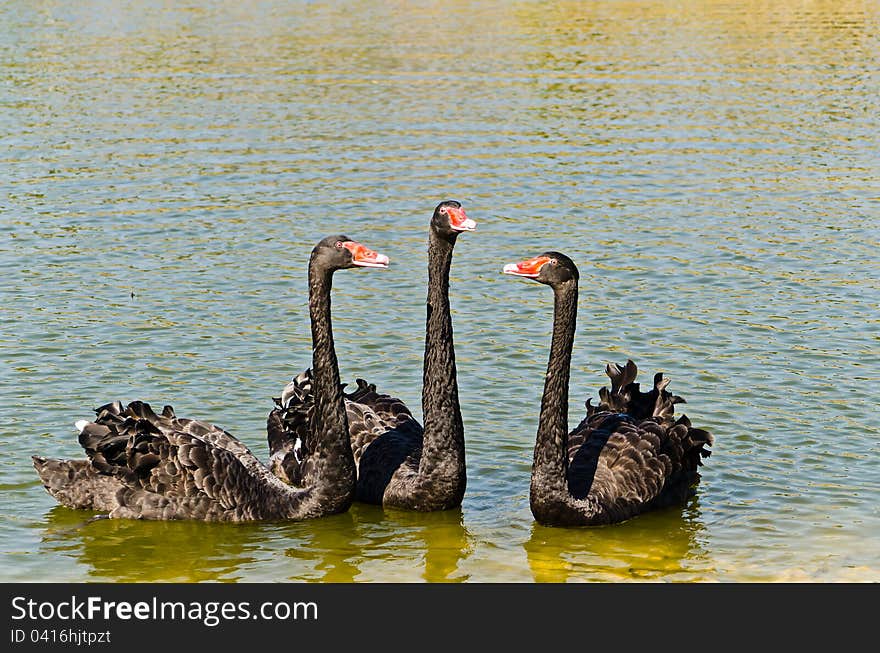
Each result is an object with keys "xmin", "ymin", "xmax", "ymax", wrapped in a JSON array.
[
  {"xmin": 502, "ymin": 251, "xmax": 713, "ymax": 526},
  {"xmin": 268, "ymin": 201, "xmax": 475, "ymax": 511},
  {"xmin": 32, "ymin": 235, "xmax": 389, "ymax": 521}
]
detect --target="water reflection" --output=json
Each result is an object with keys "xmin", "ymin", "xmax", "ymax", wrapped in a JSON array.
[
  {"xmin": 38, "ymin": 504, "xmax": 473, "ymax": 583},
  {"xmin": 523, "ymin": 502, "xmax": 714, "ymax": 582},
  {"xmin": 39, "ymin": 506, "xmax": 264, "ymax": 582},
  {"xmin": 379, "ymin": 508, "xmax": 472, "ymax": 583},
  {"xmin": 283, "ymin": 506, "xmax": 473, "ymax": 582},
  {"xmin": 279, "ymin": 511, "xmax": 361, "ymax": 583}
]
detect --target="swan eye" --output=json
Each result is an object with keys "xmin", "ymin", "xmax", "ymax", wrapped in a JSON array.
[
  {"xmin": 335, "ymin": 241, "xmax": 343, "ymax": 249},
  {"xmin": 549, "ymin": 259, "xmax": 558, "ymax": 265},
  {"xmin": 439, "ymin": 207, "xmax": 448, "ymax": 215}
]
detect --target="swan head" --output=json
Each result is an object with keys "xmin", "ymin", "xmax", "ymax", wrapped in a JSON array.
[
  {"xmin": 312, "ymin": 235, "xmax": 390, "ymax": 271},
  {"xmin": 432, "ymin": 200, "xmax": 476, "ymax": 239},
  {"xmin": 502, "ymin": 251, "xmax": 579, "ymax": 285}
]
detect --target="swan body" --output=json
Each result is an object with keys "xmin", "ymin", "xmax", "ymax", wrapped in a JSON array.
[
  {"xmin": 33, "ymin": 236, "xmax": 388, "ymax": 521},
  {"xmin": 37, "ymin": 401, "xmax": 326, "ymax": 521},
  {"xmin": 269, "ymin": 201, "xmax": 474, "ymax": 511},
  {"xmin": 503, "ymin": 252, "xmax": 713, "ymax": 527}
]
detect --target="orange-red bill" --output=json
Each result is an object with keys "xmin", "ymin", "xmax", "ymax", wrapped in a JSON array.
[
  {"xmin": 502, "ymin": 255, "xmax": 552, "ymax": 278},
  {"xmin": 341, "ymin": 241, "xmax": 390, "ymax": 268},
  {"xmin": 445, "ymin": 206, "xmax": 477, "ymax": 232}
]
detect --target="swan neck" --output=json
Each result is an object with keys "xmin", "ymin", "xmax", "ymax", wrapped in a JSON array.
[
  {"xmin": 419, "ymin": 230, "xmax": 465, "ymax": 479},
  {"xmin": 303, "ymin": 261, "xmax": 355, "ymax": 511},
  {"xmin": 533, "ymin": 280, "xmax": 578, "ymax": 491}
]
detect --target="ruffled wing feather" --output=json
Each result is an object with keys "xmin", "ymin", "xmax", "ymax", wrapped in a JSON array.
[
  {"xmin": 566, "ymin": 361, "xmax": 713, "ymax": 523},
  {"xmin": 81, "ymin": 401, "xmax": 293, "ymax": 521},
  {"xmin": 268, "ymin": 370, "xmax": 423, "ymax": 493}
]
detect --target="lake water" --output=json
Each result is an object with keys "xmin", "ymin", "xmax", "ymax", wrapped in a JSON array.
[{"xmin": 2, "ymin": 0, "xmax": 878, "ymax": 582}]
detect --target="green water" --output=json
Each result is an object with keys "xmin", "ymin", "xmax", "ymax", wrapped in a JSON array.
[{"xmin": 2, "ymin": 0, "xmax": 879, "ymax": 582}]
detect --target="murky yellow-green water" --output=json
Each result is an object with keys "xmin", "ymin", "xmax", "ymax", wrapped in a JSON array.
[{"xmin": 2, "ymin": 0, "xmax": 879, "ymax": 582}]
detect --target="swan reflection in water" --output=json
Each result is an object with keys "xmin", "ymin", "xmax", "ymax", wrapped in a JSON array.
[
  {"xmin": 523, "ymin": 501, "xmax": 714, "ymax": 582},
  {"xmin": 39, "ymin": 506, "xmax": 264, "ymax": 582},
  {"xmin": 38, "ymin": 503, "xmax": 472, "ymax": 583},
  {"xmin": 283, "ymin": 505, "xmax": 472, "ymax": 582},
  {"xmin": 40, "ymin": 502, "xmax": 712, "ymax": 582}
]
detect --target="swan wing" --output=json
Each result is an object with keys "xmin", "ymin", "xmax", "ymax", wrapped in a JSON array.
[
  {"xmin": 268, "ymin": 370, "xmax": 314, "ymax": 485},
  {"xmin": 81, "ymin": 400, "xmax": 286, "ymax": 521},
  {"xmin": 568, "ymin": 412, "xmax": 711, "ymax": 518},
  {"xmin": 566, "ymin": 362, "xmax": 713, "ymax": 522},
  {"xmin": 343, "ymin": 378, "xmax": 421, "ymax": 461},
  {"xmin": 343, "ymin": 377, "xmax": 415, "ymax": 423},
  {"xmin": 269, "ymin": 370, "xmax": 423, "ymax": 484}
]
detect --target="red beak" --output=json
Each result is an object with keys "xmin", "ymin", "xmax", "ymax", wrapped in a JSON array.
[
  {"xmin": 341, "ymin": 241, "xmax": 390, "ymax": 268},
  {"xmin": 502, "ymin": 255, "xmax": 552, "ymax": 278},
  {"xmin": 446, "ymin": 206, "xmax": 477, "ymax": 232}
]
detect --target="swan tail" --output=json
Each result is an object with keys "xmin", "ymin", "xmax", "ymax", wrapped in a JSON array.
[
  {"xmin": 34, "ymin": 401, "xmax": 180, "ymax": 511},
  {"xmin": 32, "ymin": 456, "xmax": 122, "ymax": 511}
]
